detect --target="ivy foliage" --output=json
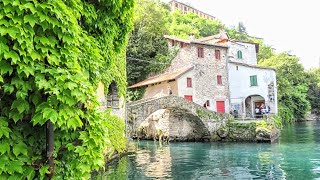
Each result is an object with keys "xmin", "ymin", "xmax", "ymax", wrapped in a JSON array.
[{"xmin": 0, "ymin": 0, "xmax": 133, "ymax": 179}]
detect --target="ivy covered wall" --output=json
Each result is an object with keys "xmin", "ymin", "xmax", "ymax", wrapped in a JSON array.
[{"xmin": 0, "ymin": 0, "xmax": 133, "ymax": 179}]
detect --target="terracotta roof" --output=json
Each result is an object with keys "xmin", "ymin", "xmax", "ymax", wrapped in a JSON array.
[
  {"xmin": 164, "ymin": 35, "xmax": 191, "ymax": 44},
  {"xmin": 229, "ymin": 61, "xmax": 276, "ymax": 71},
  {"xmin": 164, "ymin": 35, "xmax": 228, "ymax": 48},
  {"xmin": 196, "ymin": 31, "xmax": 229, "ymax": 43},
  {"xmin": 129, "ymin": 67, "xmax": 193, "ymax": 88}
]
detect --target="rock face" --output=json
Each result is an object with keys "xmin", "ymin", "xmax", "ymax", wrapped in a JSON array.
[
  {"xmin": 211, "ymin": 120, "xmax": 280, "ymax": 142},
  {"xmin": 305, "ymin": 112, "xmax": 320, "ymax": 121}
]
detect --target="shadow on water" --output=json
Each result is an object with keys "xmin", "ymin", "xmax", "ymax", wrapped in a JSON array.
[{"xmin": 95, "ymin": 121, "xmax": 320, "ymax": 180}]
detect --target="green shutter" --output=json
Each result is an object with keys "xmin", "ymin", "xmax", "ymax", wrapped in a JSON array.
[
  {"xmin": 250, "ymin": 75, "xmax": 258, "ymax": 86},
  {"xmin": 237, "ymin": 51, "xmax": 242, "ymax": 59}
]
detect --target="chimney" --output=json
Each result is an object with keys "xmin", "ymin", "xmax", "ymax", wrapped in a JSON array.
[{"xmin": 189, "ymin": 33, "xmax": 195, "ymax": 41}]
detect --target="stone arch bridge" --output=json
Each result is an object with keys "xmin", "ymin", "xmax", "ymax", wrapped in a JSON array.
[{"xmin": 126, "ymin": 96, "xmax": 232, "ymax": 141}]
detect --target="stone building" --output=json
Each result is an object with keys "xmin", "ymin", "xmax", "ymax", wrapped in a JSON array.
[
  {"xmin": 195, "ymin": 31, "xmax": 278, "ymax": 118},
  {"xmin": 130, "ymin": 31, "xmax": 278, "ymax": 117},
  {"xmin": 130, "ymin": 35, "xmax": 230, "ymax": 113},
  {"xmin": 169, "ymin": 0, "xmax": 216, "ymax": 21}
]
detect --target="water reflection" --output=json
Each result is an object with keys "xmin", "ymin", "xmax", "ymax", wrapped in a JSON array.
[{"xmin": 99, "ymin": 121, "xmax": 320, "ymax": 180}]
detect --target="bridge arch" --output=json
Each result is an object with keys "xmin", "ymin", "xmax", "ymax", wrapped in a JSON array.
[{"xmin": 127, "ymin": 96, "xmax": 231, "ymax": 141}]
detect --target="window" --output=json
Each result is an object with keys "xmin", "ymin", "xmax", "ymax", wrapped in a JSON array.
[
  {"xmin": 184, "ymin": 7, "xmax": 187, "ymax": 11},
  {"xmin": 187, "ymin": 78, "xmax": 192, "ymax": 87},
  {"xmin": 250, "ymin": 75, "xmax": 258, "ymax": 86},
  {"xmin": 180, "ymin": 42, "xmax": 184, "ymax": 48},
  {"xmin": 217, "ymin": 75, "xmax": 222, "ymax": 85},
  {"xmin": 236, "ymin": 66, "xmax": 239, "ymax": 70},
  {"xmin": 175, "ymin": 3, "xmax": 178, "ymax": 7},
  {"xmin": 206, "ymin": 100, "xmax": 210, "ymax": 107},
  {"xmin": 215, "ymin": 49, "xmax": 220, "ymax": 60},
  {"xmin": 184, "ymin": 95, "xmax": 193, "ymax": 102},
  {"xmin": 237, "ymin": 50, "xmax": 243, "ymax": 59},
  {"xmin": 171, "ymin": 40, "xmax": 175, "ymax": 46},
  {"xmin": 197, "ymin": 47, "xmax": 204, "ymax": 58}
]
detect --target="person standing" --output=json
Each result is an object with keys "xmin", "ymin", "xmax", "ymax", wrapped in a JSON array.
[{"xmin": 167, "ymin": 86, "xmax": 172, "ymax": 95}]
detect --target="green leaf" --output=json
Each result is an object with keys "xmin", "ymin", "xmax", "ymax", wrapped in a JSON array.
[
  {"xmin": 7, "ymin": 160, "xmax": 24, "ymax": 174},
  {"xmin": 30, "ymin": 51, "xmax": 41, "ymax": 60},
  {"xmin": 43, "ymin": 108, "xmax": 58, "ymax": 123},
  {"xmin": 9, "ymin": 110, "xmax": 23, "ymax": 123},
  {"xmin": 16, "ymin": 90, "xmax": 28, "ymax": 99},
  {"xmin": 4, "ymin": 51, "xmax": 20, "ymax": 64},
  {"xmin": 0, "ymin": 76, "xmax": 3, "ymax": 83},
  {"xmin": 39, "ymin": 165, "xmax": 49, "ymax": 178},
  {"xmin": 13, "ymin": 142, "xmax": 28, "ymax": 157},
  {"xmin": 0, "ymin": 155, "xmax": 9, "ymax": 172},
  {"xmin": 25, "ymin": 167, "xmax": 35, "ymax": 180},
  {"xmin": 11, "ymin": 99, "xmax": 30, "ymax": 113},
  {"xmin": 32, "ymin": 113, "xmax": 46, "ymax": 126},
  {"xmin": 67, "ymin": 115, "xmax": 83, "ymax": 129},
  {"xmin": 0, "ymin": 60, "xmax": 13, "ymax": 75},
  {"xmin": 0, "ymin": 127, "xmax": 11, "ymax": 138},
  {"xmin": 3, "ymin": 84, "xmax": 15, "ymax": 94},
  {"xmin": 23, "ymin": 2, "xmax": 37, "ymax": 14},
  {"xmin": 0, "ymin": 141, "xmax": 10, "ymax": 155}
]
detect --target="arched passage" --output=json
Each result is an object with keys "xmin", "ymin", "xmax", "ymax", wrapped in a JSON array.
[
  {"xmin": 245, "ymin": 95, "xmax": 265, "ymax": 118},
  {"xmin": 135, "ymin": 108, "xmax": 210, "ymax": 141}
]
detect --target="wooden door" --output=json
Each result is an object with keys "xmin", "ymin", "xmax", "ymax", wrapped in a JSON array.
[
  {"xmin": 216, "ymin": 101, "xmax": 225, "ymax": 113},
  {"xmin": 184, "ymin": 95, "xmax": 193, "ymax": 102}
]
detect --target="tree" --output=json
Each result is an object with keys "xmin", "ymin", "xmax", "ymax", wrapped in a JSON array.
[
  {"xmin": 126, "ymin": 0, "xmax": 173, "ymax": 86},
  {"xmin": 306, "ymin": 68, "xmax": 320, "ymax": 114},
  {"xmin": 260, "ymin": 54, "xmax": 310, "ymax": 122},
  {"xmin": 238, "ymin": 22, "xmax": 247, "ymax": 34},
  {"xmin": 0, "ymin": 0, "xmax": 133, "ymax": 179},
  {"xmin": 168, "ymin": 10, "xmax": 224, "ymax": 38}
]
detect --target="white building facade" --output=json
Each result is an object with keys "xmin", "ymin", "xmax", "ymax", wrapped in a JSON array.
[{"xmin": 227, "ymin": 41, "xmax": 278, "ymax": 118}]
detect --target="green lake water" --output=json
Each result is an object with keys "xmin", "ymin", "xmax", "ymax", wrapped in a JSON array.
[{"xmin": 98, "ymin": 121, "xmax": 320, "ymax": 179}]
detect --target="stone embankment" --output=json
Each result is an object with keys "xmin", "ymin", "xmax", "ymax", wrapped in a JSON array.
[
  {"xmin": 211, "ymin": 120, "xmax": 280, "ymax": 142},
  {"xmin": 127, "ymin": 96, "xmax": 279, "ymax": 143}
]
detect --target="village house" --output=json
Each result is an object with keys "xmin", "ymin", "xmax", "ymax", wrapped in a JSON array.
[
  {"xmin": 129, "ymin": 31, "xmax": 278, "ymax": 117},
  {"xmin": 191, "ymin": 31, "xmax": 278, "ymax": 118},
  {"xmin": 129, "ymin": 34, "xmax": 230, "ymax": 113},
  {"xmin": 169, "ymin": 0, "xmax": 216, "ymax": 21}
]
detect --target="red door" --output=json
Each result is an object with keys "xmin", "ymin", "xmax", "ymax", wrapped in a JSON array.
[
  {"xmin": 184, "ymin": 95, "xmax": 193, "ymax": 102},
  {"xmin": 216, "ymin": 101, "xmax": 225, "ymax": 113}
]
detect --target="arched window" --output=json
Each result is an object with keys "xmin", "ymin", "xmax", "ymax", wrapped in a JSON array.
[
  {"xmin": 107, "ymin": 81, "xmax": 120, "ymax": 108},
  {"xmin": 237, "ymin": 50, "xmax": 243, "ymax": 59}
]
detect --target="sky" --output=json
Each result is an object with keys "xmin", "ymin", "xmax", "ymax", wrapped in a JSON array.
[{"xmin": 163, "ymin": 0, "xmax": 320, "ymax": 69}]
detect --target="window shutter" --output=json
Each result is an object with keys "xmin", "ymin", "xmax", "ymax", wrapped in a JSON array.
[
  {"xmin": 217, "ymin": 75, "xmax": 222, "ymax": 85},
  {"xmin": 187, "ymin": 78, "xmax": 192, "ymax": 87},
  {"xmin": 215, "ymin": 50, "xmax": 220, "ymax": 60}
]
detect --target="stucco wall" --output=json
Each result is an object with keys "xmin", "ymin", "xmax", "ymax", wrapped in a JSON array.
[
  {"xmin": 228, "ymin": 63, "xmax": 278, "ymax": 114},
  {"xmin": 177, "ymin": 70, "xmax": 194, "ymax": 99},
  {"xmin": 143, "ymin": 81, "xmax": 178, "ymax": 99},
  {"xmin": 228, "ymin": 42, "xmax": 257, "ymax": 65}
]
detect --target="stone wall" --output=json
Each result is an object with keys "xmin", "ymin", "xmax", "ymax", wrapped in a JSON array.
[
  {"xmin": 190, "ymin": 43, "xmax": 230, "ymax": 112},
  {"xmin": 127, "ymin": 96, "xmax": 233, "ymax": 141}
]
